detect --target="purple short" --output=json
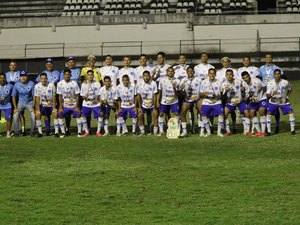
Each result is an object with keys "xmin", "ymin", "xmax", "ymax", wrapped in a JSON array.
[
  {"xmin": 142, "ymin": 106, "xmax": 154, "ymax": 113},
  {"xmin": 81, "ymin": 106, "xmax": 100, "ymax": 118},
  {"xmin": 249, "ymin": 99, "xmax": 267, "ymax": 111},
  {"xmin": 59, "ymin": 107, "xmax": 81, "ymax": 118},
  {"xmin": 101, "ymin": 105, "xmax": 113, "ymax": 116},
  {"xmin": 267, "ymin": 102, "xmax": 293, "ymax": 115},
  {"xmin": 159, "ymin": 103, "xmax": 179, "ymax": 113},
  {"xmin": 40, "ymin": 106, "xmax": 53, "ymax": 117},
  {"xmin": 119, "ymin": 107, "xmax": 137, "ymax": 118},
  {"xmin": 0, "ymin": 108, "xmax": 12, "ymax": 121},
  {"xmin": 225, "ymin": 102, "xmax": 249, "ymax": 114},
  {"xmin": 202, "ymin": 104, "xmax": 223, "ymax": 117}
]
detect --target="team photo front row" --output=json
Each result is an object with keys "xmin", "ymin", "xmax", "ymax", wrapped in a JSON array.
[{"xmin": 0, "ymin": 62, "xmax": 295, "ymax": 138}]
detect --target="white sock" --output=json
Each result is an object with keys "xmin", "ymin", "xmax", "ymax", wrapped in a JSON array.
[
  {"xmin": 132, "ymin": 118, "xmax": 137, "ymax": 133},
  {"xmin": 260, "ymin": 116, "xmax": 266, "ymax": 134},
  {"xmin": 218, "ymin": 115, "xmax": 224, "ymax": 133},
  {"xmin": 202, "ymin": 117, "xmax": 211, "ymax": 134},
  {"xmin": 266, "ymin": 115, "xmax": 272, "ymax": 133},
  {"xmin": 197, "ymin": 114, "xmax": 201, "ymax": 130},
  {"xmin": 158, "ymin": 116, "xmax": 164, "ymax": 133},
  {"xmin": 252, "ymin": 117, "xmax": 261, "ymax": 133},
  {"xmin": 244, "ymin": 118, "xmax": 250, "ymax": 133},
  {"xmin": 289, "ymin": 113, "xmax": 295, "ymax": 132},
  {"xmin": 58, "ymin": 118, "xmax": 65, "ymax": 133},
  {"xmin": 22, "ymin": 126, "xmax": 25, "ymax": 132},
  {"xmin": 139, "ymin": 125, "xmax": 145, "ymax": 133},
  {"xmin": 174, "ymin": 115, "xmax": 179, "ymax": 126},
  {"xmin": 116, "ymin": 118, "xmax": 121, "ymax": 133},
  {"xmin": 104, "ymin": 119, "xmax": 109, "ymax": 133},
  {"xmin": 119, "ymin": 117, "xmax": 127, "ymax": 133},
  {"xmin": 181, "ymin": 122, "xmax": 187, "ymax": 133},
  {"xmin": 54, "ymin": 119, "xmax": 59, "ymax": 134},
  {"xmin": 153, "ymin": 126, "xmax": 158, "ymax": 135},
  {"xmin": 77, "ymin": 117, "xmax": 84, "ymax": 134},
  {"xmin": 36, "ymin": 120, "xmax": 42, "ymax": 134},
  {"xmin": 97, "ymin": 117, "xmax": 103, "ymax": 133},
  {"xmin": 225, "ymin": 118, "xmax": 230, "ymax": 132}
]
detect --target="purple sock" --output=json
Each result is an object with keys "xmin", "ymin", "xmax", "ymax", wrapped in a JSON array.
[{"xmin": 45, "ymin": 119, "xmax": 51, "ymax": 132}]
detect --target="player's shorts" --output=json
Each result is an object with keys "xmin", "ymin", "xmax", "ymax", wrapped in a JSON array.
[
  {"xmin": 119, "ymin": 107, "xmax": 137, "ymax": 118},
  {"xmin": 0, "ymin": 107, "xmax": 12, "ymax": 121},
  {"xmin": 59, "ymin": 107, "xmax": 81, "ymax": 118},
  {"xmin": 101, "ymin": 105, "xmax": 114, "ymax": 116},
  {"xmin": 225, "ymin": 102, "xmax": 249, "ymax": 114},
  {"xmin": 267, "ymin": 102, "xmax": 293, "ymax": 115},
  {"xmin": 40, "ymin": 106, "xmax": 53, "ymax": 117},
  {"xmin": 249, "ymin": 99, "xmax": 267, "ymax": 111},
  {"xmin": 81, "ymin": 106, "xmax": 100, "ymax": 118},
  {"xmin": 202, "ymin": 103, "xmax": 223, "ymax": 117},
  {"xmin": 159, "ymin": 103, "xmax": 179, "ymax": 113},
  {"xmin": 142, "ymin": 106, "xmax": 154, "ymax": 113}
]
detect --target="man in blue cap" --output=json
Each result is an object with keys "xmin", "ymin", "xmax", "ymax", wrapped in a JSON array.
[
  {"xmin": 12, "ymin": 71, "xmax": 35, "ymax": 136},
  {"xmin": 60, "ymin": 57, "xmax": 81, "ymax": 83},
  {"xmin": 36, "ymin": 58, "xmax": 60, "ymax": 84}
]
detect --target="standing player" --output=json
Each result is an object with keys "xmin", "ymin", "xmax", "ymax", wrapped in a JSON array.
[
  {"xmin": 173, "ymin": 54, "xmax": 189, "ymax": 81},
  {"xmin": 60, "ymin": 57, "xmax": 81, "ymax": 83},
  {"xmin": 5, "ymin": 61, "xmax": 20, "ymax": 85},
  {"xmin": 36, "ymin": 58, "xmax": 60, "ymax": 84},
  {"xmin": 80, "ymin": 55, "xmax": 102, "ymax": 83},
  {"xmin": 157, "ymin": 67, "xmax": 180, "ymax": 136},
  {"xmin": 98, "ymin": 76, "xmax": 118, "ymax": 136},
  {"xmin": 100, "ymin": 55, "xmax": 119, "ymax": 87},
  {"xmin": 80, "ymin": 70, "xmax": 101, "ymax": 137},
  {"xmin": 118, "ymin": 56, "xmax": 137, "ymax": 84},
  {"xmin": 200, "ymin": 68, "xmax": 224, "ymax": 137},
  {"xmin": 57, "ymin": 69, "xmax": 81, "ymax": 138},
  {"xmin": 116, "ymin": 75, "xmax": 137, "ymax": 136},
  {"xmin": 266, "ymin": 69, "xmax": 295, "ymax": 135},
  {"xmin": 152, "ymin": 52, "xmax": 170, "ymax": 82},
  {"xmin": 216, "ymin": 57, "xmax": 238, "ymax": 83},
  {"xmin": 34, "ymin": 73, "xmax": 56, "ymax": 137},
  {"xmin": 137, "ymin": 70, "xmax": 158, "ymax": 135},
  {"xmin": 222, "ymin": 69, "xmax": 251, "ymax": 136},
  {"xmin": 238, "ymin": 56, "xmax": 260, "ymax": 79},
  {"xmin": 12, "ymin": 71, "xmax": 35, "ymax": 136},
  {"xmin": 194, "ymin": 52, "xmax": 215, "ymax": 81},
  {"xmin": 179, "ymin": 67, "xmax": 202, "ymax": 137},
  {"xmin": 135, "ymin": 54, "xmax": 153, "ymax": 85},
  {"xmin": 241, "ymin": 71, "xmax": 267, "ymax": 137},
  {"xmin": 0, "ymin": 73, "xmax": 13, "ymax": 138}
]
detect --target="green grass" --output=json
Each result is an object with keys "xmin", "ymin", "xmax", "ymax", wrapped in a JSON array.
[{"xmin": 0, "ymin": 81, "xmax": 300, "ymax": 225}]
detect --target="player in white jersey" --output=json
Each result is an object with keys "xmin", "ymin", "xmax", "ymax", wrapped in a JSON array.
[
  {"xmin": 179, "ymin": 67, "xmax": 202, "ymax": 137},
  {"xmin": 241, "ymin": 71, "xmax": 267, "ymax": 137},
  {"xmin": 135, "ymin": 54, "xmax": 153, "ymax": 85},
  {"xmin": 99, "ymin": 76, "xmax": 118, "ymax": 136},
  {"xmin": 80, "ymin": 70, "xmax": 101, "ymax": 137},
  {"xmin": 152, "ymin": 52, "xmax": 170, "ymax": 82},
  {"xmin": 157, "ymin": 67, "xmax": 180, "ymax": 136},
  {"xmin": 57, "ymin": 69, "xmax": 81, "ymax": 138},
  {"xmin": 194, "ymin": 52, "xmax": 215, "ymax": 80},
  {"xmin": 118, "ymin": 56, "xmax": 137, "ymax": 84},
  {"xmin": 100, "ymin": 55, "xmax": 119, "ymax": 87},
  {"xmin": 216, "ymin": 57, "xmax": 238, "ymax": 83},
  {"xmin": 173, "ymin": 54, "xmax": 189, "ymax": 81},
  {"xmin": 266, "ymin": 69, "xmax": 295, "ymax": 135},
  {"xmin": 116, "ymin": 75, "xmax": 137, "ymax": 136},
  {"xmin": 34, "ymin": 73, "xmax": 56, "ymax": 138},
  {"xmin": 200, "ymin": 68, "xmax": 224, "ymax": 137},
  {"xmin": 222, "ymin": 69, "xmax": 251, "ymax": 136},
  {"xmin": 238, "ymin": 56, "xmax": 260, "ymax": 79},
  {"xmin": 136, "ymin": 71, "xmax": 158, "ymax": 135}
]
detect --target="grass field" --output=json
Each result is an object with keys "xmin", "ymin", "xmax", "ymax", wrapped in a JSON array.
[{"xmin": 0, "ymin": 81, "xmax": 299, "ymax": 225}]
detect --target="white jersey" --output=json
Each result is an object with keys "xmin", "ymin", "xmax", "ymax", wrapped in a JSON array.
[
  {"xmin": 238, "ymin": 66, "xmax": 260, "ymax": 79},
  {"xmin": 266, "ymin": 79, "xmax": 292, "ymax": 104},
  {"xmin": 80, "ymin": 81, "xmax": 101, "ymax": 107},
  {"xmin": 158, "ymin": 77, "xmax": 180, "ymax": 105},
  {"xmin": 216, "ymin": 67, "xmax": 238, "ymax": 83},
  {"xmin": 194, "ymin": 63, "xmax": 215, "ymax": 80},
  {"xmin": 117, "ymin": 83, "xmax": 136, "ymax": 108},
  {"xmin": 221, "ymin": 79, "xmax": 249, "ymax": 106},
  {"xmin": 200, "ymin": 79, "xmax": 222, "ymax": 105},
  {"xmin": 137, "ymin": 80, "xmax": 158, "ymax": 109},
  {"xmin": 135, "ymin": 65, "xmax": 153, "ymax": 85},
  {"xmin": 99, "ymin": 85, "xmax": 118, "ymax": 107},
  {"xmin": 100, "ymin": 66, "xmax": 119, "ymax": 86},
  {"xmin": 244, "ymin": 77, "xmax": 266, "ymax": 102},
  {"xmin": 153, "ymin": 64, "xmax": 170, "ymax": 81},
  {"xmin": 118, "ymin": 67, "xmax": 137, "ymax": 83},
  {"xmin": 180, "ymin": 76, "xmax": 202, "ymax": 102},
  {"xmin": 174, "ymin": 64, "xmax": 189, "ymax": 81},
  {"xmin": 34, "ymin": 82, "xmax": 56, "ymax": 107},
  {"xmin": 57, "ymin": 80, "xmax": 80, "ymax": 108}
]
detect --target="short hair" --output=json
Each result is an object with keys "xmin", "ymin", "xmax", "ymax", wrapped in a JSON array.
[
  {"xmin": 179, "ymin": 54, "xmax": 186, "ymax": 58},
  {"xmin": 9, "ymin": 60, "xmax": 17, "ymax": 64},
  {"xmin": 104, "ymin": 55, "xmax": 112, "ymax": 59},
  {"xmin": 104, "ymin": 76, "xmax": 111, "ymax": 81},
  {"xmin": 143, "ymin": 70, "xmax": 150, "ymax": 76},
  {"xmin": 157, "ymin": 52, "xmax": 166, "ymax": 58},
  {"xmin": 200, "ymin": 52, "xmax": 208, "ymax": 57},
  {"xmin": 0, "ymin": 72, "xmax": 6, "ymax": 77},
  {"xmin": 167, "ymin": 67, "xmax": 175, "ymax": 72},
  {"xmin": 122, "ymin": 74, "xmax": 129, "ymax": 80},
  {"xmin": 186, "ymin": 66, "xmax": 194, "ymax": 71},
  {"xmin": 140, "ymin": 54, "xmax": 147, "ymax": 58},
  {"xmin": 241, "ymin": 71, "xmax": 250, "ymax": 77},
  {"xmin": 208, "ymin": 68, "xmax": 216, "ymax": 73},
  {"xmin": 243, "ymin": 56, "xmax": 251, "ymax": 61},
  {"xmin": 274, "ymin": 69, "xmax": 281, "ymax": 74},
  {"xmin": 40, "ymin": 72, "xmax": 47, "ymax": 78},
  {"xmin": 265, "ymin": 53, "xmax": 273, "ymax": 57},
  {"xmin": 87, "ymin": 70, "xmax": 94, "ymax": 75},
  {"xmin": 226, "ymin": 69, "xmax": 233, "ymax": 74},
  {"xmin": 123, "ymin": 55, "xmax": 131, "ymax": 60},
  {"xmin": 63, "ymin": 69, "xmax": 71, "ymax": 74}
]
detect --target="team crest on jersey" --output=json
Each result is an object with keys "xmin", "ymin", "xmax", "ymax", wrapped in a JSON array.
[
  {"xmin": 94, "ymin": 88, "xmax": 98, "ymax": 91},
  {"xmin": 250, "ymin": 71, "xmax": 253, "ymax": 74},
  {"xmin": 96, "ymin": 71, "xmax": 99, "ymax": 74},
  {"xmin": 130, "ymin": 89, "xmax": 133, "ymax": 93},
  {"xmin": 47, "ymin": 89, "xmax": 52, "ymax": 93},
  {"xmin": 112, "ymin": 70, "xmax": 115, "ymax": 73},
  {"xmin": 130, "ymin": 72, "xmax": 134, "ymax": 75},
  {"xmin": 214, "ymin": 87, "xmax": 218, "ymax": 90},
  {"xmin": 195, "ymin": 83, "xmax": 199, "ymax": 87},
  {"xmin": 253, "ymin": 85, "xmax": 257, "ymax": 90},
  {"xmin": 6, "ymin": 90, "xmax": 9, "ymax": 94},
  {"xmin": 281, "ymin": 86, "xmax": 286, "ymax": 90},
  {"xmin": 236, "ymin": 85, "xmax": 240, "ymax": 89},
  {"xmin": 27, "ymin": 87, "xmax": 31, "ymax": 90}
]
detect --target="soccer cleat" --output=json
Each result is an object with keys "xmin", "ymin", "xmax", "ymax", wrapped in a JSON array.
[
  {"xmin": 217, "ymin": 132, "xmax": 224, "ymax": 137},
  {"xmin": 275, "ymin": 127, "xmax": 279, "ymax": 134},
  {"xmin": 36, "ymin": 133, "xmax": 43, "ymax": 138},
  {"xmin": 266, "ymin": 132, "xmax": 272, "ymax": 136},
  {"xmin": 22, "ymin": 131, "xmax": 26, "ymax": 137},
  {"xmin": 132, "ymin": 132, "xmax": 138, "ymax": 136},
  {"xmin": 66, "ymin": 130, "xmax": 71, "ymax": 136},
  {"xmin": 103, "ymin": 132, "xmax": 110, "ymax": 136},
  {"xmin": 180, "ymin": 132, "xmax": 187, "ymax": 137},
  {"xmin": 291, "ymin": 131, "xmax": 296, "ymax": 135},
  {"xmin": 251, "ymin": 132, "xmax": 261, "ymax": 137},
  {"xmin": 204, "ymin": 133, "xmax": 211, "ymax": 138},
  {"xmin": 157, "ymin": 132, "xmax": 163, "ymax": 137},
  {"xmin": 225, "ymin": 131, "xmax": 232, "ymax": 136},
  {"xmin": 199, "ymin": 132, "xmax": 205, "ymax": 137},
  {"xmin": 122, "ymin": 132, "xmax": 128, "ymax": 136},
  {"xmin": 245, "ymin": 132, "xmax": 251, "ymax": 137},
  {"xmin": 6, "ymin": 133, "xmax": 11, "ymax": 138},
  {"xmin": 45, "ymin": 131, "xmax": 51, "ymax": 136},
  {"xmin": 95, "ymin": 132, "xmax": 102, "ymax": 137},
  {"xmin": 82, "ymin": 132, "xmax": 90, "ymax": 137},
  {"xmin": 60, "ymin": 133, "xmax": 65, "ymax": 138},
  {"xmin": 116, "ymin": 132, "xmax": 122, "ymax": 136},
  {"xmin": 54, "ymin": 133, "xmax": 60, "ymax": 138},
  {"xmin": 77, "ymin": 133, "xmax": 82, "ymax": 138},
  {"xmin": 138, "ymin": 131, "xmax": 145, "ymax": 137}
]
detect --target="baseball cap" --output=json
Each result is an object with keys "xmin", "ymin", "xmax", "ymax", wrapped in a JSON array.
[
  {"xmin": 46, "ymin": 58, "xmax": 54, "ymax": 63},
  {"xmin": 67, "ymin": 56, "xmax": 76, "ymax": 61},
  {"xmin": 20, "ymin": 71, "xmax": 27, "ymax": 76}
]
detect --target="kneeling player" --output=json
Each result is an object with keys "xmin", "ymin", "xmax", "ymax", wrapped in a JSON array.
[
  {"xmin": 179, "ymin": 66, "xmax": 202, "ymax": 137},
  {"xmin": 116, "ymin": 75, "xmax": 137, "ymax": 136},
  {"xmin": 266, "ymin": 69, "xmax": 295, "ymax": 135},
  {"xmin": 137, "ymin": 70, "xmax": 158, "ymax": 135},
  {"xmin": 99, "ymin": 76, "xmax": 118, "ymax": 136}
]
